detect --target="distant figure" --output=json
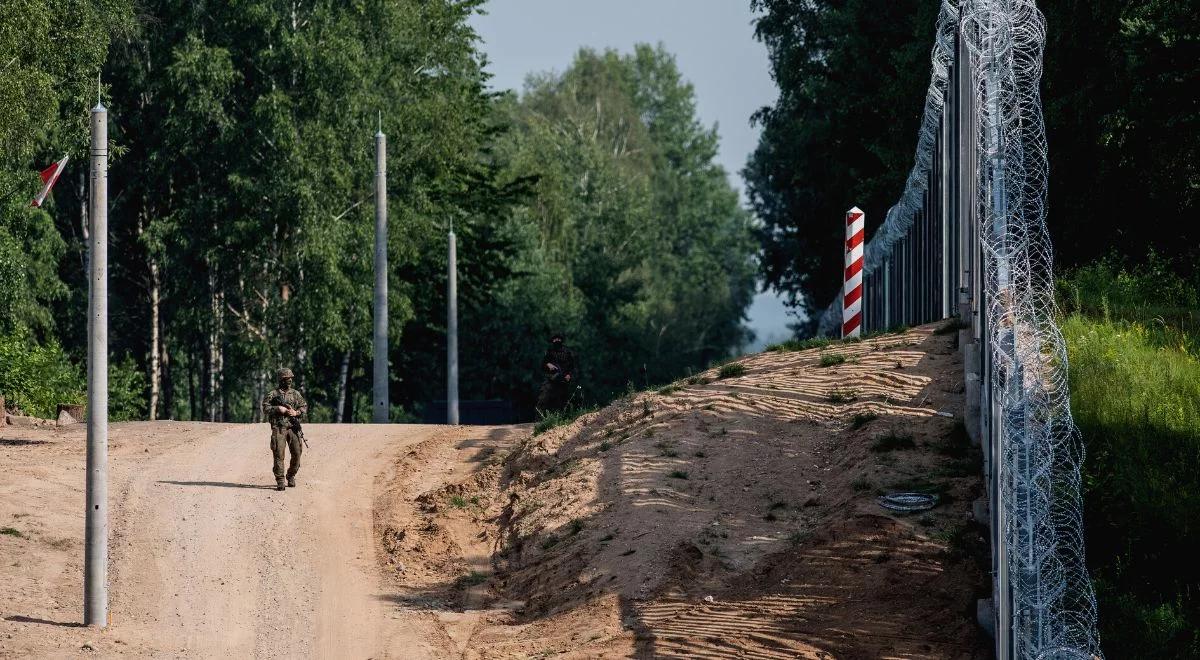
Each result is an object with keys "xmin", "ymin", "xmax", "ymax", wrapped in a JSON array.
[
  {"xmin": 261, "ymin": 368, "xmax": 308, "ymax": 491},
  {"xmin": 537, "ymin": 333, "xmax": 577, "ymax": 415}
]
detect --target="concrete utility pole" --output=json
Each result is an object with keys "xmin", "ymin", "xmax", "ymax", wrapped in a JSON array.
[
  {"xmin": 372, "ymin": 124, "xmax": 388, "ymax": 423},
  {"xmin": 85, "ymin": 95, "xmax": 109, "ymax": 628},
  {"xmin": 446, "ymin": 227, "xmax": 459, "ymax": 425}
]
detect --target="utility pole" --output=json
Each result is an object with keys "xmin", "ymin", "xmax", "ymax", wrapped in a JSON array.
[
  {"xmin": 446, "ymin": 225, "xmax": 459, "ymax": 425},
  {"xmin": 372, "ymin": 121, "xmax": 388, "ymax": 423},
  {"xmin": 84, "ymin": 91, "xmax": 109, "ymax": 628}
]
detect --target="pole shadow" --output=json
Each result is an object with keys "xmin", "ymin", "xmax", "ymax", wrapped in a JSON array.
[
  {"xmin": 4, "ymin": 615, "xmax": 83, "ymax": 628},
  {"xmin": 156, "ymin": 480, "xmax": 276, "ymax": 490}
]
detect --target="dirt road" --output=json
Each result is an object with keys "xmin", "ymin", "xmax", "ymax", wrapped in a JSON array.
[{"xmin": 1, "ymin": 421, "xmax": 479, "ymax": 659}]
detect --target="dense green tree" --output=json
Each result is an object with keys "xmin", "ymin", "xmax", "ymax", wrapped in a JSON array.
[
  {"xmin": 745, "ymin": 0, "xmax": 937, "ymax": 328},
  {"xmin": 493, "ymin": 45, "xmax": 757, "ymax": 406},
  {"xmin": 747, "ymin": 0, "xmax": 1200, "ymax": 328},
  {"xmin": 0, "ymin": 0, "xmax": 132, "ymax": 335}
]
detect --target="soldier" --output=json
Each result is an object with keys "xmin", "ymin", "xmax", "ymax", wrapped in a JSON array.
[
  {"xmin": 536, "ymin": 333, "xmax": 577, "ymax": 414},
  {"xmin": 261, "ymin": 368, "xmax": 308, "ymax": 491}
]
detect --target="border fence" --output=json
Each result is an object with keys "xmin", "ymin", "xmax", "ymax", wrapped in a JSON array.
[{"xmin": 818, "ymin": 2, "xmax": 1103, "ymax": 658}]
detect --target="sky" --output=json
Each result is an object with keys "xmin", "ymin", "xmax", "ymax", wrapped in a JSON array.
[{"xmin": 469, "ymin": 0, "xmax": 797, "ymax": 351}]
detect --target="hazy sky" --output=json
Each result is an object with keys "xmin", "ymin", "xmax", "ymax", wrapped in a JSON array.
[{"xmin": 469, "ymin": 0, "xmax": 797, "ymax": 350}]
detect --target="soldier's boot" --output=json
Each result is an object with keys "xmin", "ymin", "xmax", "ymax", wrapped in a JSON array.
[
  {"xmin": 276, "ymin": 479, "xmax": 286, "ymax": 491},
  {"xmin": 287, "ymin": 476, "xmax": 296, "ymax": 488}
]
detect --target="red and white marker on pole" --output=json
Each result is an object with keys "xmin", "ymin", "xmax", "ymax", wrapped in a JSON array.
[{"xmin": 843, "ymin": 206, "xmax": 865, "ymax": 338}]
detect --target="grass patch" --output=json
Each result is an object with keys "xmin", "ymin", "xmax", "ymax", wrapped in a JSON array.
[
  {"xmin": 534, "ymin": 406, "xmax": 597, "ymax": 435},
  {"xmin": 717, "ymin": 363, "xmax": 747, "ymax": 379},
  {"xmin": 668, "ymin": 470, "xmax": 689, "ymax": 480},
  {"xmin": 598, "ymin": 440, "xmax": 611, "ymax": 452},
  {"xmin": 0, "ymin": 527, "xmax": 23, "ymax": 538},
  {"xmin": 818, "ymin": 353, "xmax": 846, "ymax": 367},
  {"xmin": 870, "ymin": 432, "xmax": 916, "ymax": 452},
  {"xmin": 694, "ymin": 450, "xmax": 707, "ymax": 458},
  {"xmin": 540, "ymin": 535, "xmax": 560, "ymax": 551},
  {"xmin": 849, "ymin": 412, "xmax": 878, "ymax": 430},
  {"xmin": 448, "ymin": 495, "xmax": 468, "ymax": 509},
  {"xmin": 1061, "ymin": 299, "xmax": 1200, "ymax": 658},
  {"xmin": 657, "ymin": 384, "xmax": 681, "ymax": 396},
  {"xmin": 851, "ymin": 478, "xmax": 873, "ymax": 492},
  {"xmin": 769, "ymin": 337, "xmax": 832, "ymax": 352}
]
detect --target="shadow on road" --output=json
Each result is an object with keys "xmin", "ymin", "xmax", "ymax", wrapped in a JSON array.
[{"xmin": 156, "ymin": 480, "xmax": 276, "ymax": 490}]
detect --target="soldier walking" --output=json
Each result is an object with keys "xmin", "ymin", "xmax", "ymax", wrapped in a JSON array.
[
  {"xmin": 536, "ymin": 333, "xmax": 577, "ymax": 415},
  {"xmin": 262, "ymin": 368, "xmax": 308, "ymax": 491}
]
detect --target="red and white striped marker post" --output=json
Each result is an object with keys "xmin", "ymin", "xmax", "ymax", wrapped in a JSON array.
[{"xmin": 843, "ymin": 206, "xmax": 865, "ymax": 338}]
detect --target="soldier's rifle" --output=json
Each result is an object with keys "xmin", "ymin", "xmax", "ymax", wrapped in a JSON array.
[{"xmin": 279, "ymin": 405, "xmax": 309, "ymax": 449}]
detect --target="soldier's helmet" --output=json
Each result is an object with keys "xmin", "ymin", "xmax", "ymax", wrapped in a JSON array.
[
  {"xmin": 550, "ymin": 332, "xmax": 565, "ymax": 343},
  {"xmin": 277, "ymin": 368, "xmax": 294, "ymax": 380}
]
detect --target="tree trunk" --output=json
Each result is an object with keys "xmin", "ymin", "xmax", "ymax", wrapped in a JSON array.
[
  {"xmin": 188, "ymin": 347, "xmax": 197, "ymax": 421},
  {"xmin": 208, "ymin": 273, "xmax": 218, "ymax": 422},
  {"xmin": 78, "ymin": 169, "xmax": 89, "ymax": 277},
  {"xmin": 335, "ymin": 348, "xmax": 351, "ymax": 423},
  {"xmin": 148, "ymin": 260, "xmax": 161, "ymax": 420},
  {"xmin": 162, "ymin": 338, "xmax": 172, "ymax": 420}
]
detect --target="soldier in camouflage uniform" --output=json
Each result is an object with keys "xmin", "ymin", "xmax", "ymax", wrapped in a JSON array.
[
  {"xmin": 536, "ymin": 333, "xmax": 577, "ymax": 414},
  {"xmin": 261, "ymin": 368, "xmax": 308, "ymax": 491}
]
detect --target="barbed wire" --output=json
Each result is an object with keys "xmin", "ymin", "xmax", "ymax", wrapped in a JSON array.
[{"xmin": 815, "ymin": 1, "xmax": 1102, "ymax": 657}]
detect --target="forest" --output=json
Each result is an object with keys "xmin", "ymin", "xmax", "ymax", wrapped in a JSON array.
[{"xmin": 0, "ymin": 0, "xmax": 755, "ymax": 423}]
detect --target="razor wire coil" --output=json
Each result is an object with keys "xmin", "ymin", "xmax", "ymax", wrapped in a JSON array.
[{"xmin": 816, "ymin": 1, "xmax": 1102, "ymax": 657}]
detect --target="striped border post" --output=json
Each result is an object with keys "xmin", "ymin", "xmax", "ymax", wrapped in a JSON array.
[{"xmin": 843, "ymin": 206, "xmax": 865, "ymax": 338}]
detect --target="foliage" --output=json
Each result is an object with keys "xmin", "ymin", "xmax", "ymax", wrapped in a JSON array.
[
  {"xmin": 1062, "ymin": 269, "xmax": 1200, "ymax": 657},
  {"xmin": 533, "ymin": 406, "xmax": 598, "ymax": 436},
  {"xmin": 0, "ymin": 0, "xmax": 133, "ymax": 335},
  {"xmin": 108, "ymin": 355, "xmax": 146, "ymax": 422},
  {"xmin": 749, "ymin": 0, "xmax": 1200, "ymax": 327},
  {"xmin": 1040, "ymin": 1, "xmax": 1200, "ymax": 274},
  {"xmin": 745, "ymin": 0, "xmax": 939, "ymax": 324},
  {"xmin": 494, "ymin": 45, "xmax": 756, "ymax": 408},
  {"xmin": 0, "ymin": 329, "xmax": 82, "ymax": 418},
  {"xmin": 717, "ymin": 363, "xmax": 747, "ymax": 379},
  {"xmin": 818, "ymin": 353, "xmax": 845, "ymax": 367},
  {"xmin": 1058, "ymin": 255, "xmax": 1200, "ymax": 354}
]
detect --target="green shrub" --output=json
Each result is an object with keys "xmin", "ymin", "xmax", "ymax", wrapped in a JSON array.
[
  {"xmin": 717, "ymin": 363, "xmax": 747, "ymax": 379},
  {"xmin": 769, "ymin": 337, "xmax": 831, "ymax": 352},
  {"xmin": 0, "ymin": 330, "xmax": 82, "ymax": 418},
  {"xmin": 818, "ymin": 353, "xmax": 846, "ymax": 367},
  {"xmin": 108, "ymin": 355, "xmax": 147, "ymax": 422},
  {"xmin": 534, "ymin": 406, "xmax": 597, "ymax": 435}
]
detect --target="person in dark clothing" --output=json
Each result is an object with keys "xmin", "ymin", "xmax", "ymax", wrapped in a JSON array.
[{"xmin": 536, "ymin": 333, "xmax": 577, "ymax": 414}]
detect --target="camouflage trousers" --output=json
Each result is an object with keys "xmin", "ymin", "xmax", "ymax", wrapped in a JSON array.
[
  {"xmin": 537, "ymin": 379, "xmax": 570, "ymax": 414},
  {"xmin": 270, "ymin": 426, "xmax": 303, "ymax": 481}
]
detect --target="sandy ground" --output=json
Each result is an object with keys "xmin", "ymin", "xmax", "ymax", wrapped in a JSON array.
[
  {"xmin": 368, "ymin": 323, "xmax": 990, "ymax": 659},
  {"xmin": 1, "ymin": 323, "xmax": 987, "ymax": 659},
  {"xmin": 0, "ymin": 421, "xmax": 508, "ymax": 659}
]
